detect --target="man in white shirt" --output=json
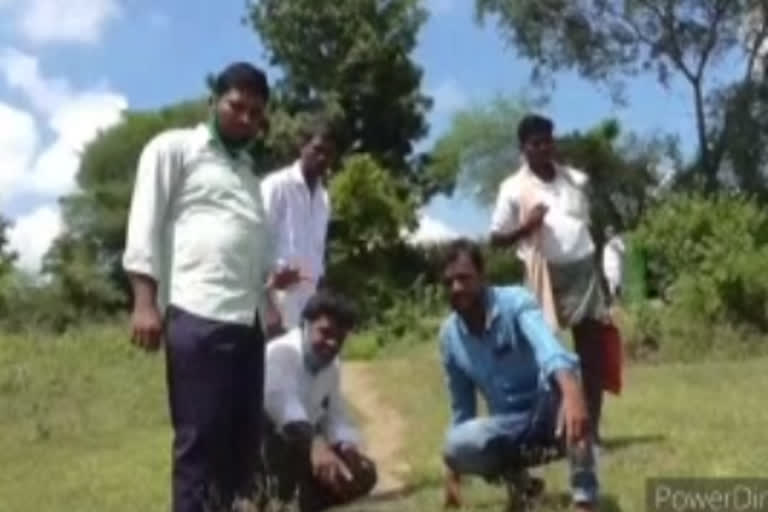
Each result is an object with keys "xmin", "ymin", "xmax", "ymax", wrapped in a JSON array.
[
  {"xmin": 602, "ymin": 225, "xmax": 625, "ymax": 303},
  {"xmin": 263, "ymin": 290, "xmax": 377, "ymax": 511},
  {"xmin": 490, "ymin": 114, "xmax": 609, "ymax": 443},
  {"xmin": 122, "ymin": 62, "xmax": 286, "ymax": 512},
  {"xmin": 261, "ymin": 117, "xmax": 334, "ymax": 332}
]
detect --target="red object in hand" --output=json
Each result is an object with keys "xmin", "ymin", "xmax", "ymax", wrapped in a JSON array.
[{"xmin": 599, "ymin": 322, "xmax": 623, "ymax": 395}]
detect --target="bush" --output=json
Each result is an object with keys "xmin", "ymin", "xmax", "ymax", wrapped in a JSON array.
[
  {"xmin": 634, "ymin": 192, "xmax": 768, "ymax": 331},
  {"xmin": 615, "ymin": 301, "xmax": 768, "ymax": 363}
]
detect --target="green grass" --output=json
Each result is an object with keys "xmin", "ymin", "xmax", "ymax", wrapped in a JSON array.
[
  {"xmin": 0, "ymin": 325, "xmax": 171, "ymax": 512},
  {"xmin": 2, "ymin": 326, "xmax": 768, "ymax": 511}
]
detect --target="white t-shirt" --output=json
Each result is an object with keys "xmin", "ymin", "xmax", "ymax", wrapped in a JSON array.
[
  {"xmin": 264, "ymin": 329, "xmax": 360, "ymax": 445},
  {"xmin": 490, "ymin": 164, "xmax": 595, "ymax": 264}
]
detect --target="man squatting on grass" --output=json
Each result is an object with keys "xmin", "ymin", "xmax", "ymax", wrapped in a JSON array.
[
  {"xmin": 263, "ymin": 290, "xmax": 377, "ymax": 511},
  {"xmin": 439, "ymin": 239, "xmax": 599, "ymax": 511},
  {"xmin": 122, "ymin": 62, "xmax": 294, "ymax": 512}
]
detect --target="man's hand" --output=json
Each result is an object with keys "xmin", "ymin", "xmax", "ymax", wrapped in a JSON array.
[
  {"xmin": 269, "ymin": 266, "xmax": 302, "ymax": 290},
  {"xmin": 131, "ymin": 303, "xmax": 163, "ymax": 352},
  {"xmin": 556, "ymin": 372, "xmax": 590, "ymax": 446},
  {"xmin": 522, "ymin": 203, "xmax": 548, "ymax": 235},
  {"xmin": 444, "ymin": 467, "xmax": 462, "ymax": 508},
  {"xmin": 311, "ymin": 439, "xmax": 353, "ymax": 499},
  {"xmin": 264, "ymin": 299, "xmax": 284, "ymax": 339}
]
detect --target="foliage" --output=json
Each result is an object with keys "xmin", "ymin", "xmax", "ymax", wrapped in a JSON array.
[
  {"xmin": 248, "ymin": 0, "xmax": 434, "ymax": 197},
  {"xmin": 633, "ymin": 192, "xmax": 768, "ymax": 331},
  {"xmin": 556, "ymin": 119, "xmax": 674, "ymax": 241},
  {"xmin": 475, "ymin": 0, "xmax": 768, "ymax": 191},
  {"xmin": 427, "ymin": 94, "xmax": 534, "ymax": 202},
  {"xmin": 324, "ymin": 154, "xmax": 421, "ymax": 321}
]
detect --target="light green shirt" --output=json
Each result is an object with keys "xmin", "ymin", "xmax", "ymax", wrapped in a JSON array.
[{"xmin": 122, "ymin": 123, "xmax": 274, "ymax": 326}]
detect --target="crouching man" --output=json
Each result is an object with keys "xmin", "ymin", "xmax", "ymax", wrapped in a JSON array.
[
  {"xmin": 263, "ymin": 290, "xmax": 377, "ymax": 511},
  {"xmin": 438, "ymin": 239, "xmax": 598, "ymax": 511}
]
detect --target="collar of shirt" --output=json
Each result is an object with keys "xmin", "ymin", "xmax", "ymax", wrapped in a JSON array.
[
  {"xmin": 194, "ymin": 123, "xmax": 253, "ymax": 168},
  {"xmin": 287, "ymin": 159, "xmax": 326, "ymax": 195},
  {"xmin": 454, "ymin": 288, "xmax": 505, "ymax": 348},
  {"xmin": 519, "ymin": 160, "xmax": 582, "ymax": 188}
]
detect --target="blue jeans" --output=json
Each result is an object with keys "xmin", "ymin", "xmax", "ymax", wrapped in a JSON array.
[{"xmin": 442, "ymin": 391, "xmax": 598, "ymax": 504}]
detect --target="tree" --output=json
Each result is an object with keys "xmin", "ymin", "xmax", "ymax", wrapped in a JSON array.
[
  {"xmin": 429, "ymin": 95, "xmax": 672, "ymax": 233},
  {"xmin": 247, "ymin": 0, "xmax": 434, "ymax": 195},
  {"xmin": 427, "ymin": 94, "xmax": 534, "ymax": 203},
  {"xmin": 475, "ymin": 0, "xmax": 768, "ymax": 191},
  {"xmin": 324, "ymin": 154, "xmax": 420, "ymax": 320}
]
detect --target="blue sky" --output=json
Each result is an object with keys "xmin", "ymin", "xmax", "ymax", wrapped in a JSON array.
[{"xmin": 0, "ymin": 0, "xmax": 701, "ymax": 272}]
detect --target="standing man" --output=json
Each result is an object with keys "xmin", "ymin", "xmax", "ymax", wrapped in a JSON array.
[
  {"xmin": 123, "ymin": 62, "xmax": 278, "ymax": 512},
  {"xmin": 490, "ymin": 114, "xmax": 609, "ymax": 443},
  {"xmin": 439, "ymin": 239, "xmax": 598, "ymax": 511},
  {"xmin": 263, "ymin": 290, "xmax": 377, "ymax": 511},
  {"xmin": 602, "ymin": 225, "xmax": 626, "ymax": 304},
  {"xmin": 261, "ymin": 117, "xmax": 335, "ymax": 332}
]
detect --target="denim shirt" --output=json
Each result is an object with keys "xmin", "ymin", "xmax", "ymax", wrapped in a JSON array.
[{"xmin": 439, "ymin": 286, "xmax": 579, "ymax": 426}]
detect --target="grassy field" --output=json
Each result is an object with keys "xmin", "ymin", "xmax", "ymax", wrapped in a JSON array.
[
  {"xmin": 349, "ymin": 344, "xmax": 768, "ymax": 511},
  {"xmin": 1, "ymin": 325, "xmax": 767, "ymax": 511}
]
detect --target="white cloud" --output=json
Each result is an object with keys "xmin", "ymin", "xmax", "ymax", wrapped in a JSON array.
[
  {"xmin": 430, "ymin": 79, "xmax": 468, "ymax": 116},
  {"xmin": 0, "ymin": 48, "xmax": 127, "ymax": 201},
  {"xmin": 0, "ymin": 102, "xmax": 38, "ymax": 206},
  {"xmin": 0, "ymin": 47, "xmax": 71, "ymax": 112},
  {"xmin": 15, "ymin": 0, "xmax": 121, "ymax": 45},
  {"xmin": 407, "ymin": 212, "xmax": 462, "ymax": 245},
  {"xmin": 7, "ymin": 204, "xmax": 62, "ymax": 274},
  {"xmin": 0, "ymin": 49, "xmax": 127, "ymax": 272},
  {"xmin": 27, "ymin": 91, "xmax": 126, "ymax": 197}
]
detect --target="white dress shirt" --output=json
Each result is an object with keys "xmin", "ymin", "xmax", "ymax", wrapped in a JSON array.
[
  {"xmin": 261, "ymin": 161, "xmax": 330, "ymax": 327},
  {"xmin": 264, "ymin": 328, "xmax": 360, "ymax": 446},
  {"xmin": 122, "ymin": 123, "xmax": 273, "ymax": 326},
  {"xmin": 490, "ymin": 163, "xmax": 595, "ymax": 264}
]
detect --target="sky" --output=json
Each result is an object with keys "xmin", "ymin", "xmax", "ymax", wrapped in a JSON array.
[{"xmin": 0, "ymin": 0, "xmax": 701, "ymax": 273}]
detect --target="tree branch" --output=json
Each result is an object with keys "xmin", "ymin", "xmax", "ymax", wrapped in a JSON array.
[
  {"xmin": 695, "ymin": 0, "xmax": 729, "ymax": 81},
  {"xmin": 744, "ymin": 1, "xmax": 768, "ymax": 83}
]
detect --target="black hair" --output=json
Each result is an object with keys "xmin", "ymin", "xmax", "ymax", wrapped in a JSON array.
[
  {"xmin": 517, "ymin": 114, "xmax": 554, "ymax": 145},
  {"xmin": 301, "ymin": 289, "xmax": 357, "ymax": 329},
  {"xmin": 212, "ymin": 62, "xmax": 270, "ymax": 101},
  {"xmin": 441, "ymin": 238, "xmax": 485, "ymax": 273}
]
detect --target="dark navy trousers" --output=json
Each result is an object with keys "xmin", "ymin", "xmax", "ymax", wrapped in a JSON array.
[{"xmin": 164, "ymin": 305, "xmax": 265, "ymax": 512}]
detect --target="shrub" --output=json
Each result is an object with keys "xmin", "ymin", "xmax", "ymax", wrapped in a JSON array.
[{"xmin": 633, "ymin": 192, "xmax": 768, "ymax": 331}]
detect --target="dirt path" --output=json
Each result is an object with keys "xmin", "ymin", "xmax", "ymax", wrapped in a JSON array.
[{"xmin": 341, "ymin": 362, "xmax": 409, "ymax": 496}]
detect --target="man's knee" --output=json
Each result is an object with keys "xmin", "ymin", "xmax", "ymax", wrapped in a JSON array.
[{"xmin": 442, "ymin": 420, "xmax": 498, "ymax": 475}]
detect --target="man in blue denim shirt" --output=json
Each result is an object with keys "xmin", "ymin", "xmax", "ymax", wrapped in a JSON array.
[{"xmin": 438, "ymin": 239, "xmax": 598, "ymax": 511}]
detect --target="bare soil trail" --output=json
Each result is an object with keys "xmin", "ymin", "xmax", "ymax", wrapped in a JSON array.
[{"xmin": 341, "ymin": 362, "xmax": 410, "ymax": 497}]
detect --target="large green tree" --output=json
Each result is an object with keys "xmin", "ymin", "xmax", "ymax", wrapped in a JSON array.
[
  {"xmin": 247, "ymin": 0, "xmax": 434, "ymax": 194},
  {"xmin": 475, "ymin": 0, "xmax": 768, "ymax": 192}
]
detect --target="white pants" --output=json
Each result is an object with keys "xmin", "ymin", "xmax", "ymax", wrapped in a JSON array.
[{"xmin": 274, "ymin": 281, "xmax": 317, "ymax": 330}]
